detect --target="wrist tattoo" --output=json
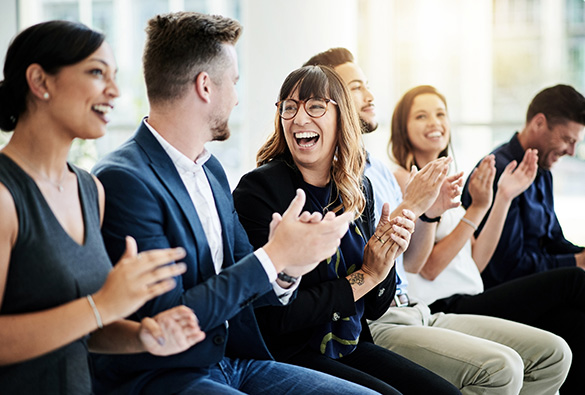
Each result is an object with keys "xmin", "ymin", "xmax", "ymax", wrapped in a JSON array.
[{"xmin": 348, "ymin": 272, "xmax": 365, "ymax": 286}]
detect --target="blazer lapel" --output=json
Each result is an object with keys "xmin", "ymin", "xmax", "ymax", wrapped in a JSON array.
[{"xmin": 134, "ymin": 124, "xmax": 216, "ymax": 281}]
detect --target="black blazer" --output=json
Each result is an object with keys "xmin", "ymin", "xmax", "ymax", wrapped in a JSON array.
[{"xmin": 233, "ymin": 155, "xmax": 396, "ymax": 361}]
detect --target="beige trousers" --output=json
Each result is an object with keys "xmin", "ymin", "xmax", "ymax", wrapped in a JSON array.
[{"xmin": 368, "ymin": 302, "xmax": 571, "ymax": 395}]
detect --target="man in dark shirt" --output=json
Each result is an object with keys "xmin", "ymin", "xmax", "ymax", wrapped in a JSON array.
[{"xmin": 462, "ymin": 84, "xmax": 585, "ymax": 288}]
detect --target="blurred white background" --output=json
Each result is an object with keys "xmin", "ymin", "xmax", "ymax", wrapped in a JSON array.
[{"xmin": 1, "ymin": 0, "xmax": 584, "ymax": 245}]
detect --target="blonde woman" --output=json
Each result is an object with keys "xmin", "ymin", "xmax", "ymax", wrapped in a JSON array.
[{"xmin": 233, "ymin": 65, "xmax": 461, "ymax": 395}]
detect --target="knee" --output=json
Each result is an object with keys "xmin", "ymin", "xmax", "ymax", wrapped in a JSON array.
[
  {"xmin": 474, "ymin": 348, "xmax": 524, "ymax": 394},
  {"xmin": 527, "ymin": 334, "xmax": 572, "ymax": 382}
]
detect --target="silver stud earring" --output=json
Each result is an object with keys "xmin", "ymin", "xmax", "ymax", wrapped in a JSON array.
[{"xmin": 43, "ymin": 92, "xmax": 49, "ymax": 100}]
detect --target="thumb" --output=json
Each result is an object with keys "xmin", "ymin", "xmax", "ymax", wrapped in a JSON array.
[
  {"xmin": 141, "ymin": 316, "xmax": 165, "ymax": 346},
  {"xmin": 268, "ymin": 213, "xmax": 282, "ymax": 240},
  {"xmin": 377, "ymin": 203, "xmax": 391, "ymax": 227},
  {"xmin": 408, "ymin": 165, "xmax": 418, "ymax": 183},
  {"xmin": 121, "ymin": 235, "xmax": 138, "ymax": 260},
  {"xmin": 282, "ymin": 189, "xmax": 306, "ymax": 221}
]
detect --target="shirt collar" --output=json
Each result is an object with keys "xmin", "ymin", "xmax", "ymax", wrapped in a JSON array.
[
  {"xmin": 143, "ymin": 118, "xmax": 211, "ymax": 172},
  {"xmin": 508, "ymin": 132, "xmax": 526, "ymax": 163},
  {"xmin": 509, "ymin": 131, "xmax": 547, "ymax": 177}
]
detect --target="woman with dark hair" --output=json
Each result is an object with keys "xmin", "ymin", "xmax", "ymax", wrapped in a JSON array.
[
  {"xmin": 233, "ymin": 65, "xmax": 462, "ymax": 395},
  {"xmin": 390, "ymin": 85, "xmax": 585, "ymax": 394},
  {"xmin": 0, "ymin": 20, "xmax": 204, "ymax": 394}
]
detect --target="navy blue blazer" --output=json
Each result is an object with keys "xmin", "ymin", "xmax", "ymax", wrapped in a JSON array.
[{"xmin": 91, "ymin": 122, "xmax": 280, "ymax": 394}]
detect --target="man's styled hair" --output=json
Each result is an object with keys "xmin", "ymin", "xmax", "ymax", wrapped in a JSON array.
[
  {"xmin": 526, "ymin": 84, "xmax": 585, "ymax": 127},
  {"xmin": 143, "ymin": 11, "xmax": 242, "ymax": 103},
  {"xmin": 303, "ymin": 47, "xmax": 354, "ymax": 68}
]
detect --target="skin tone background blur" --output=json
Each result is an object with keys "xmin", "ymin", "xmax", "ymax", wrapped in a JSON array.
[{"xmin": 1, "ymin": 0, "xmax": 584, "ymax": 246}]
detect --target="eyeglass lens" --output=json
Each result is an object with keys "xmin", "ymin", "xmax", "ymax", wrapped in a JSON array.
[{"xmin": 279, "ymin": 98, "xmax": 329, "ymax": 119}]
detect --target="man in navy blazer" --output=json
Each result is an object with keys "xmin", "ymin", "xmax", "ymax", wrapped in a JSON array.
[{"xmin": 91, "ymin": 11, "xmax": 374, "ymax": 395}]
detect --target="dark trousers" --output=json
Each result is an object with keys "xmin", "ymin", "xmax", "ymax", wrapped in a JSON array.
[
  {"xmin": 430, "ymin": 266, "xmax": 585, "ymax": 395},
  {"xmin": 287, "ymin": 341, "xmax": 461, "ymax": 395}
]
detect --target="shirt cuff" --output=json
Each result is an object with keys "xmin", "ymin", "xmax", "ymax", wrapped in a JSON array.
[
  {"xmin": 254, "ymin": 248, "xmax": 277, "ymax": 282},
  {"xmin": 254, "ymin": 248, "xmax": 300, "ymax": 305}
]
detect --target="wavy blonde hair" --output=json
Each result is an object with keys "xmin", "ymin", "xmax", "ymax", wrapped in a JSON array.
[
  {"xmin": 390, "ymin": 85, "xmax": 450, "ymax": 170},
  {"xmin": 257, "ymin": 65, "xmax": 366, "ymax": 219}
]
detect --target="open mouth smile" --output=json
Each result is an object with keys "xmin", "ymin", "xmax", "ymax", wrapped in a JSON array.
[
  {"xmin": 295, "ymin": 131, "xmax": 320, "ymax": 148},
  {"xmin": 92, "ymin": 104, "xmax": 113, "ymax": 122},
  {"xmin": 426, "ymin": 131, "xmax": 443, "ymax": 139}
]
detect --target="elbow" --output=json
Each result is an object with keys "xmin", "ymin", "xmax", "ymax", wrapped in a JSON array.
[
  {"xmin": 403, "ymin": 263, "xmax": 422, "ymax": 275},
  {"xmin": 420, "ymin": 266, "xmax": 439, "ymax": 281}
]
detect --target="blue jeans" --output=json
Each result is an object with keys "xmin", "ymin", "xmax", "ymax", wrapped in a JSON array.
[{"xmin": 177, "ymin": 357, "xmax": 379, "ymax": 394}]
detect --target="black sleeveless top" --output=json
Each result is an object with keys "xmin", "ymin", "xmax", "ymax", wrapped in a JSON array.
[{"xmin": 0, "ymin": 154, "xmax": 111, "ymax": 394}]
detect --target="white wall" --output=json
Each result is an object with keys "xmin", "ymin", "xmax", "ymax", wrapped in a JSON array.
[
  {"xmin": 0, "ymin": 0, "xmax": 18, "ymax": 79},
  {"xmin": 238, "ymin": 0, "xmax": 360, "ymax": 174}
]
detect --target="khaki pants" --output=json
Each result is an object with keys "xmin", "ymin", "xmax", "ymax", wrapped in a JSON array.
[{"xmin": 369, "ymin": 302, "xmax": 571, "ymax": 395}]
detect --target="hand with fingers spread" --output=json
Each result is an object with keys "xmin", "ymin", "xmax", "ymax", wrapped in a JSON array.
[
  {"xmin": 139, "ymin": 306, "xmax": 206, "ymax": 356},
  {"xmin": 467, "ymin": 155, "xmax": 496, "ymax": 211},
  {"xmin": 91, "ymin": 236, "xmax": 187, "ymax": 327},
  {"xmin": 402, "ymin": 156, "xmax": 452, "ymax": 217},
  {"xmin": 425, "ymin": 172, "xmax": 464, "ymax": 218},
  {"xmin": 497, "ymin": 148, "xmax": 538, "ymax": 202},
  {"xmin": 263, "ymin": 189, "xmax": 352, "ymax": 275}
]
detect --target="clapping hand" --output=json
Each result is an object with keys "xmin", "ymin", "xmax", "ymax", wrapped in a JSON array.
[
  {"xmin": 467, "ymin": 155, "xmax": 496, "ymax": 210},
  {"xmin": 91, "ymin": 236, "xmax": 188, "ymax": 327},
  {"xmin": 497, "ymin": 148, "xmax": 538, "ymax": 201},
  {"xmin": 402, "ymin": 157, "xmax": 452, "ymax": 217},
  {"xmin": 139, "ymin": 306, "xmax": 205, "ymax": 356},
  {"xmin": 264, "ymin": 189, "xmax": 352, "ymax": 276},
  {"xmin": 425, "ymin": 171, "xmax": 464, "ymax": 218},
  {"xmin": 362, "ymin": 204, "xmax": 415, "ymax": 283}
]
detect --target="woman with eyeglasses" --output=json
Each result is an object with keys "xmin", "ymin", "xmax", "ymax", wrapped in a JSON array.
[
  {"xmin": 232, "ymin": 65, "xmax": 461, "ymax": 395},
  {"xmin": 0, "ymin": 21, "xmax": 205, "ymax": 394}
]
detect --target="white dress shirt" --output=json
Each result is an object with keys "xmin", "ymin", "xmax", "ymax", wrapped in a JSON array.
[{"xmin": 144, "ymin": 119, "xmax": 297, "ymax": 302}]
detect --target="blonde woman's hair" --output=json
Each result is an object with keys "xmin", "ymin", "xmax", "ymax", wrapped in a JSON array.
[{"xmin": 257, "ymin": 65, "xmax": 366, "ymax": 219}]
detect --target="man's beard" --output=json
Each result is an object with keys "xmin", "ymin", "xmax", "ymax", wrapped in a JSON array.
[
  {"xmin": 211, "ymin": 117, "xmax": 231, "ymax": 142},
  {"xmin": 360, "ymin": 118, "xmax": 378, "ymax": 134}
]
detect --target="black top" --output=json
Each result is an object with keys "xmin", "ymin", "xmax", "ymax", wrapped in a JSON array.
[
  {"xmin": 233, "ymin": 155, "xmax": 396, "ymax": 361},
  {"xmin": 0, "ymin": 154, "xmax": 111, "ymax": 394}
]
